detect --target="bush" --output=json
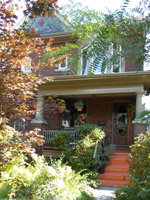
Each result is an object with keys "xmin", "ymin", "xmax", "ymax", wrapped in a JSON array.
[
  {"xmin": 51, "ymin": 130, "xmax": 72, "ymax": 150},
  {"xmin": 129, "ymin": 131, "xmax": 150, "ymax": 181},
  {"xmin": 0, "ymin": 154, "xmax": 93, "ymax": 200},
  {"xmin": 115, "ymin": 131, "xmax": 150, "ymax": 200},
  {"xmin": 52, "ymin": 124, "xmax": 105, "ymax": 186}
]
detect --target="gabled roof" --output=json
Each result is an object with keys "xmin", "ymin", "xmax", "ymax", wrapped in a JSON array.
[{"xmin": 28, "ymin": 13, "xmax": 70, "ymax": 36}]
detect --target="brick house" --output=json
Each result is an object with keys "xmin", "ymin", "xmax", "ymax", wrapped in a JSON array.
[{"xmin": 28, "ymin": 14, "xmax": 150, "ymax": 150}]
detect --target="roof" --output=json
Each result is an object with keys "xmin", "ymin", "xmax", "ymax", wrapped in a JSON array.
[
  {"xmin": 28, "ymin": 14, "xmax": 70, "ymax": 35},
  {"xmin": 38, "ymin": 71, "xmax": 150, "ymax": 97}
]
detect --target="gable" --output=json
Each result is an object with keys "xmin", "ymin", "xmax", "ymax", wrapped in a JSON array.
[{"xmin": 28, "ymin": 16, "xmax": 69, "ymax": 35}]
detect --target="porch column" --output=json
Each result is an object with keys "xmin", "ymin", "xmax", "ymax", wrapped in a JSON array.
[
  {"xmin": 136, "ymin": 91, "xmax": 145, "ymax": 115},
  {"xmin": 31, "ymin": 95, "xmax": 47, "ymax": 124},
  {"xmin": 133, "ymin": 91, "xmax": 147, "ymax": 139}
]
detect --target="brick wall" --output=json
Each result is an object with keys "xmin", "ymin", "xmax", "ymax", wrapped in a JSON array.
[
  {"xmin": 133, "ymin": 123, "xmax": 147, "ymax": 140},
  {"xmin": 86, "ymin": 97, "xmax": 113, "ymax": 145}
]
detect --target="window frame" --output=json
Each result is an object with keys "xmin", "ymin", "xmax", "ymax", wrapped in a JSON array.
[{"xmin": 55, "ymin": 57, "xmax": 69, "ymax": 72}]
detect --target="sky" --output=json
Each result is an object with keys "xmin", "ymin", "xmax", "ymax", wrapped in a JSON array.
[
  {"xmin": 58, "ymin": 0, "xmax": 140, "ymax": 12},
  {"xmin": 16, "ymin": 0, "xmax": 141, "ymax": 22}
]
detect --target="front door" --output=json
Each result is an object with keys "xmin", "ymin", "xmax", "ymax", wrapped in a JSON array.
[{"xmin": 113, "ymin": 102, "xmax": 132, "ymax": 146}]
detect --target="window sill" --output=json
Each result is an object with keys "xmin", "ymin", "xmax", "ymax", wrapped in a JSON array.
[{"xmin": 55, "ymin": 68, "xmax": 69, "ymax": 72}]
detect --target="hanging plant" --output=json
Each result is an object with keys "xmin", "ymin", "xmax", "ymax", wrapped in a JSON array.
[
  {"xmin": 74, "ymin": 101, "xmax": 84, "ymax": 111},
  {"xmin": 57, "ymin": 100, "xmax": 66, "ymax": 113}
]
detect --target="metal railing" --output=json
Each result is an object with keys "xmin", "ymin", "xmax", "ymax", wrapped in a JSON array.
[{"xmin": 42, "ymin": 129, "xmax": 78, "ymax": 149}]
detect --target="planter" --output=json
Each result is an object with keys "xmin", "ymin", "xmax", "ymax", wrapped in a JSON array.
[
  {"xmin": 74, "ymin": 101, "xmax": 84, "ymax": 111},
  {"xmin": 76, "ymin": 106, "xmax": 83, "ymax": 112}
]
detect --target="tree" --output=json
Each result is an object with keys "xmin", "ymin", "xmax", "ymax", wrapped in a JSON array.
[
  {"xmin": 0, "ymin": 0, "xmax": 59, "ymax": 167},
  {"xmin": 48, "ymin": 0, "xmax": 150, "ymax": 75},
  {"xmin": 0, "ymin": 0, "xmax": 58, "ymax": 125}
]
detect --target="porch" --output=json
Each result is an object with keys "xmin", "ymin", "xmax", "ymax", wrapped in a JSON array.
[{"xmin": 31, "ymin": 72, "xmax": 150, "ymax": 148}]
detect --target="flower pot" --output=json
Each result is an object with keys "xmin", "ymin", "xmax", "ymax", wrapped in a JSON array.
[{"xmin": 76, "ymin": 106, "xmax": 83, "ymax": 111}]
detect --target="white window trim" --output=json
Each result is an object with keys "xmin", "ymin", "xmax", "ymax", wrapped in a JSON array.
[
  {"xmin": 55, "ymin": 57, "xmax": 69, "ymax": 72},
  {"xmin": 109, "ymin": 44, "xmax": 125, "ymax": 73}
]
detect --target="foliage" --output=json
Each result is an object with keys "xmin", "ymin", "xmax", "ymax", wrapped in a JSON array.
[
  {"xmin": 133, "ymin": 110, "xmax": 150, "ymax": 124},
  {"xmin": 46, "ymin": 0, "xmax": 150, "ymax": 75},
  {"xmin": 0, "ymin": 155, "xmax": 93, "ymax": 200},
  {"xmin": 74, "ymin": 101, "xmax": 84, "ymax": 108},
  {"xmin": 0, "ymin": 123, "xmax": 44, "ymax": 170},
  {"xmin": 128, "ymin": 131, "xmax": 150, "ymax": 181},
  {"xmin": 98, "ymin": 144, "xmax": 115, "ymax": 174},
  {"xmin": 115, "ymin": 175, "xmax": 150, "ymax": 200},
  {"xmin": 115, "ymin": 131, "xmax": 150, "ymax": 199},
  {"xmin": 51, "ymin": 130, "xmax": 72, "ymax": 151},
  {"xmin": 53, "ymin": 124, "xmax": 105, "ymax": 185}
]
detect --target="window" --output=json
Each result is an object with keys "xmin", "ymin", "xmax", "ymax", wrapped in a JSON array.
[
  {"xmin": 81, "ymin": 44, "xmax": 125, "ymax": 75},
  {"xmin": 110, "ymin": 44, "xmax": 125, "ymax": 73},
  {"xmin": 56, "ymin": 57, "xmax": 69, "ymax": 71},
  {"xmin": 21, "ymin": 57, "xmax": 32, "ymax": 73}
]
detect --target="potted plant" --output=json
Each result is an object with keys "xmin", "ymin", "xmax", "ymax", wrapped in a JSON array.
[
  {"xmin": 74, "ymin": 101, "xmax": 84, "ymax": 111},
  {"xmin": 57, "ymin": 100, "xmax": 66, "ymax": 113}
]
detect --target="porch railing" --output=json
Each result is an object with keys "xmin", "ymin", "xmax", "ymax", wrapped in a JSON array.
[{"xmin": 42, "ymin": 129, "xmax": 78, "ymax": 149}]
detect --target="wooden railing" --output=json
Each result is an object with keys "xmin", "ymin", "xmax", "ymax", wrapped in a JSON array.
[{"xmin": 42, "ymin": 129, "xmax": 78, "ymax": 149}]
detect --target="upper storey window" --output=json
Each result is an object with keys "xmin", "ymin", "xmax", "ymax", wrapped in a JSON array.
[{"xmin": 81, "ymin": 44, "xmax": 125, "ymax": 75}]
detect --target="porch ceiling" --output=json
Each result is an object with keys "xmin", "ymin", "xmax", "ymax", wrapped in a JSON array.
[{"xmin": 38, "ymin": 71, "xmax": 150, "ymax": 96}]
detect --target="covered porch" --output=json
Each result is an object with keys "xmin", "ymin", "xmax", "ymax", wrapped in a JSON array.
[{"xmin": 31, "ymin": 72, "xmax": 150, "ymax": 149}]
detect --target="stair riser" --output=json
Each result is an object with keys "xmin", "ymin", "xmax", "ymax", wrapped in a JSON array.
[
  {"xmin": 99, "ymin": 174, "xmax": 130, "ymax": 181},
  {"xmin": 104, "ymin": 167, "xmax": 129, "ymax": 173},
  {"xmin": 110, "ymin": 159, "xmax": 128, "ymax": 165},
  {"xmin": 110, "ymin": 154, "xmax": 130, "ymax": 159},
  {"xmin": 98, "ymin": 150, "xmax": 131, "ymax": 187},
  {"xmin": 98, "ymin": 180, "xmax": 130, "ymax": 187}
]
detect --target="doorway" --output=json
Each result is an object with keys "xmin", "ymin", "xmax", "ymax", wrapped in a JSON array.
[{"xmin": 113, "ymin": 102, "xmax": 132, "ymax": 146}]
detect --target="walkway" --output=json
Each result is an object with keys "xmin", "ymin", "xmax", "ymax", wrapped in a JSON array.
[{"xmin": 92, "ymin": 186, "xmax": 117, "ymax": 200}]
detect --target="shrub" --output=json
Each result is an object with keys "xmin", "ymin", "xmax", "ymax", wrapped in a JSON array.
[
  {"xmin": 129, "ymin": 131, "xmax": 150, "ymax": 181},
  {"xmin": 0, "ymin": 154, "xmax": 93, "ymax": 200},
  {"xmin": 115, "ymin": 131, "xmax": 150, "ymax": 199},
  {"xmin": 51, "ymin": 130, "xmax": 72, "ymax": 150},
  {"xmin": 52, "ymin": 124, "xmax": 105, "ymax": 186}
]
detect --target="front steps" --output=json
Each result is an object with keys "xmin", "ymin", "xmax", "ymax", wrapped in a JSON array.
[{"xmin": 97, "ymin": 149, "xmax": 130, "ymax": 187}]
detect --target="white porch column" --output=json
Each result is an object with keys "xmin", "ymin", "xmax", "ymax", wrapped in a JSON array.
[
  {"xmin": 31, "ymin": 95, "xmax": 47, "ymax": 124},
  {"xmin": 136, "ymin": 92, "xmax": 145, "ymax": 115}
]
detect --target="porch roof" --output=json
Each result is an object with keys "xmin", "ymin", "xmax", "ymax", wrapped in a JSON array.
[{"xmin": 38, "ymin": 71, "xmax": 150, "ymax": 97}]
